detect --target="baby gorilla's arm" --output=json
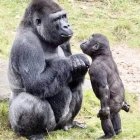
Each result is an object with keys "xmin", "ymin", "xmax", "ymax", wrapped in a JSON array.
[{"xmin": 89, "ymin": 67, "xmax": 110, "ymax": 119}]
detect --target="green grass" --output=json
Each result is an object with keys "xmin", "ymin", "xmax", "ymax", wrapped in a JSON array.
[
  {"xmin": 0, "ymin": 0, "xmax": 140, "ymax": 58},
  {"xmin": 0, "ymin": 90, "xmax": 140, "ymax": 140}
]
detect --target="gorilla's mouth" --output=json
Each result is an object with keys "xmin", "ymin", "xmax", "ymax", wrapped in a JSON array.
[
  {"xmin": 60, "ymin": 34, "xmax": 73, "ymax": 38},
  {"xmin": 80, "ymin": 43, "xmax": 86, "ymax": 51},
  {"xmin": 60, "ymin": 34, "xmax": 73, "ymax": 43}
]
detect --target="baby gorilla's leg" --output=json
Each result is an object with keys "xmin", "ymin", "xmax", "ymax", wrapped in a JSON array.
[
  {"xmin": 100, "ymin": 116, "xmax": 116, "ymax": 139},
  {"xmin": 111, "ymin": 113, "xmax": 122, "ymax": 135}
]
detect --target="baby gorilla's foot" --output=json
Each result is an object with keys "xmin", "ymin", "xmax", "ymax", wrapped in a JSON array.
[
  {"xmin": 98, "ymin": 134, "xmax": 116, "ymax": 139},
  {"xmin": 122, "ymin": 102, "xmax": 130, "ymax": 112},
  {"xmin": 115, "ymin": 129, "xmax": 122, "ymax": 135},
  {"xmin": 63, "ymin": 121, "xmax": 86, "ymax": 131},
  {"xmin": 97, "ymin": 107, "xmax": 110, "ymax": 119}
]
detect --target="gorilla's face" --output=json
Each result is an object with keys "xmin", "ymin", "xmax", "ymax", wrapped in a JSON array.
[
  {"xmin": 80, "ymin": 34, "xmax": 109, "ymax": 57},
  {"xmin": 33, "ymin": 10, "xmax": 73, "ymax": 46}
]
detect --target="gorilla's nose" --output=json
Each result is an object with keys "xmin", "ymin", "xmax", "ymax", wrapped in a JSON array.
[
  {"xmin": 63, "ymin": 24, "xmax": 70, "ymax": 28},
  {"xmin": 61, "ymin": 26, "xmax": 73, "ymax": 37}
]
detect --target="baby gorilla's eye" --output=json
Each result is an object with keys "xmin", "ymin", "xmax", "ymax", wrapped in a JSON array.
[
  {"xmin": 92, "ymin": 42, "xmax": 100, "ymax": 50},
  {"xmin": 36, "ymin": 18, "xmax": 41, "ymax": 26},
  {"xmin": 95, "ymin": 42, "xmax": 100, "ymax": 48}
]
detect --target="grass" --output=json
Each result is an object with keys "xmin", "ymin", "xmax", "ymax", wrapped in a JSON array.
[
  {"xmin": 0, "ymin": 90, "xmax": 140, "ymax": 140},
  {"xmin": 0, "ymin": 0, "xmax": 140, "ymax": 58}
]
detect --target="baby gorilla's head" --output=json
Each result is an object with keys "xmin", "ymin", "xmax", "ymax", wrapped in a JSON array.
[{"xmin": 80, "ymin": 33, "xmax": 110, "ymax": 57}]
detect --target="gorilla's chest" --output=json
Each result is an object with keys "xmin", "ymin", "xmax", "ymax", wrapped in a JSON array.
[{"xmin": 44, "ymin": 46, "xmax": 65, "ymax": 60}]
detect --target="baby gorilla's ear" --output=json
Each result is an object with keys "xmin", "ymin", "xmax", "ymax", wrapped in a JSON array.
[{"xmin": 92, "ymin": 42, "xmax": 100, "ymax": 51}]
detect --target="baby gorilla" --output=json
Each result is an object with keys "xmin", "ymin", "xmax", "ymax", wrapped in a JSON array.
[{"xmin": 80, "ymin": 33, "xmax": 130, "ymax": 138}]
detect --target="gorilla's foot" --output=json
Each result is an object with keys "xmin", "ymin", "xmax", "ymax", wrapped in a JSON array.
[
  {"xmin": 63, "ymin": 121, "xmax": 86, "ymax": 131},
  {"xmin": 122, "ymin": 102, "xmax": 130, "ymax": 112},
  {"xmin": 72, "ymin": 121, "xmax": 86, "ymax": 129},
  {"xmin": 28, "ymin": 134, "xmax": 45, "ymax": 140},
  {"xmin": 63, "ymin": 123, "xmax": 73, "ymax": 131}
]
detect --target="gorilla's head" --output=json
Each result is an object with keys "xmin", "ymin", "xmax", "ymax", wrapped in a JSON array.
[
  {"xmin": 21, "ymin": 0, "xmax": 73, "ymax": 46},
  {"xmin": 80, "ymin": 33, "xmax": 110, "ymax": 57}
]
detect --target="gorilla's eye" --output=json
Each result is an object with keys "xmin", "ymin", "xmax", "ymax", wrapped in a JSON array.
[
  {"xmin": 62, "ymin": 14, "xmax": 66, "ymax": 18},
  {"xmin": 36, "ymin": 18, "xmax": 41, "ymax": 26},
  {"xmin": 53, "ymin": 17, "xmax": 60, "ymax": 22}
]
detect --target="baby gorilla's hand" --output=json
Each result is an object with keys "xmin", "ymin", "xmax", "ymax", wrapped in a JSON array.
[
  {"xmin": 69, "ymin": 54, "xmax": 90, "ymax": 77},
  {"xmin": 97, "ymin": 107, "xmax": 110, "ymax": 119}
]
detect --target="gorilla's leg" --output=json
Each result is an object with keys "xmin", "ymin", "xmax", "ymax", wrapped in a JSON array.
[
  {"xmin": 63, "ymin": 85, "xmax": 86, "ymax": 131},
  {"xmin": 111, "ymin": 113, "xmax": 122, "ymax": 135},
  {"xmin": 100, "ymin": 117, "xmax": 116, "ymax": 138},
  {"xmin": 71, "ymin": 90, "xmax": 86, "ymax": 129},
  {"xmin": 9, "ymin": 92, "xmax": 56, "ymax": 139}
]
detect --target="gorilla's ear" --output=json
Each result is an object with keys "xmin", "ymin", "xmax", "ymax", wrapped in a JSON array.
[
  {"xmin": 33, "ymin": 13, "xmax": 42, "ymax": 26},
  {"xmin": 36, "ymin": 18, "xmax": 41, "ymax": 26}
]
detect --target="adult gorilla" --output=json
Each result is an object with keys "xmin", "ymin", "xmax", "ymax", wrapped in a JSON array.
[{"xmin": 8, "ymin": 0, "xmax": 89, "ymax": 139}]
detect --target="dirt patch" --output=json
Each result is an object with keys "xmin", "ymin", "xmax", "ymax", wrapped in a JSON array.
[{"xmin": 111, "ymin": 44, "xmax": 140, "ymax": 94}]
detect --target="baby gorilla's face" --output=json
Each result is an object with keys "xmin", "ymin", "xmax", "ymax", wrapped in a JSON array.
[
  {"xmin": 80, "ymin": 33, "xmax": 109, "ymax": 57},
  {"xmin": 80, "ymin": 35, "xmax": 100, "ymax": 56}
]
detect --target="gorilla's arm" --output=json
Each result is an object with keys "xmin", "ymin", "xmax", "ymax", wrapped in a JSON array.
[
  {"xmin": 60, "ymin": 41, "xmax": 72, "ymax": 57},
  {"xmin": 14, "ymin": 43, "xmax": 72, "ymax": 98},
  {"xmin": 60, "ymin": 41, "xmax": 89, "ymax": 87},
  {"xmin": 60, "ymin": 43, "xmax": 89, "ymax": 88}
]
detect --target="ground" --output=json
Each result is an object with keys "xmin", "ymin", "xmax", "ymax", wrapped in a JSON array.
[{"xmin": 111, "ymin": 44, "xmax": 140, "ymax": 94}]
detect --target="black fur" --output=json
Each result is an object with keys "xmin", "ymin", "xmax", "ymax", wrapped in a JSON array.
[
  {"xmin": 80, "ymin": 33, "xmax": 130, "ymax": 138},
  {"xmin": 8, "ymin": 0, "xmax": 89, "ymax": 139}
]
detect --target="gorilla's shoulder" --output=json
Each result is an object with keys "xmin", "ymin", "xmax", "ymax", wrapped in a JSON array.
[{"xmin": 14, "ymin": 29, "xmax": 40, "ymax": 49}]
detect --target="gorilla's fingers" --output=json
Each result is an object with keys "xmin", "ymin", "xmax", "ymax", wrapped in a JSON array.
[
  {"xmin": 79, "ymin": 59, "xmax": 88, "ymax": 75},
  {"xmin": 77, "ymin": 54, "xmax": 90, "ymax": 68}
]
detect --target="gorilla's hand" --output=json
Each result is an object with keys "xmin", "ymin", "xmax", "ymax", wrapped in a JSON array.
[{"xmin": 69, "ymin": 54, "xmax": 90, "ymax": 77}]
